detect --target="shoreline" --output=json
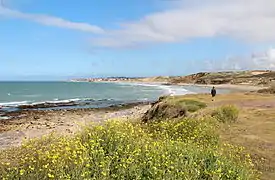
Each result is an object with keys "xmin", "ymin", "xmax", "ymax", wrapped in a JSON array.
[
  {"xmin": 0, "ymin": 100, "xmax": 154, "ymax": 123},
  {"xmin": 0, "ymin": 81, "xmax": 169, "ymax": 113},
  {"xmin": 81, "ymin": 80, "xmax": 264, "ymax": 91},
  {"xmin": 0, "ymin": 82, "xmax": 258, "ymax": 116},
  {"xmin": 0, "ymin": 101, "xmax": 152, "ymax": 149}
]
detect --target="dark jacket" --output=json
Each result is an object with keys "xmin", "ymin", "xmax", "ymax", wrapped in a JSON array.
[{"xmin": 211, "ymin": 88, "xmax": 216, "ymax": 97}]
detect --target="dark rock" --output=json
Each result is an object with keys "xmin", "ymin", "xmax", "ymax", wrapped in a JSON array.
[
  {"xmin": 18, "ymin": 101, "xmax": 78, "ymax": 110},
  {"xmin": 161, "ymin": 83, "xmax": 173, "ymax": 86}
]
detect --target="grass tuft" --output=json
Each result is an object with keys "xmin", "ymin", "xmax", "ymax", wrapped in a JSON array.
[{"xmin": 211, "ymin": 105, "xmax": 239, "ymax": 123}]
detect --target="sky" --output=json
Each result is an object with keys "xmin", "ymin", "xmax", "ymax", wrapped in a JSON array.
[{"xmin": 1, "ymin": 0, "xmax": 275, "ymax": 80}]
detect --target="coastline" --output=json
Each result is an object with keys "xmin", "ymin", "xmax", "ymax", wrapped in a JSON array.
[
  {"xmin": 0, "ymin": 81, "xmax": 258, "ymax": 120},
  {"xmin": 79, "ymin": 80, "xmax": 263, "ymax": 91},
  {"xmin": 0, "ymin": 82, "xmax": 263, "ymax": 150}
]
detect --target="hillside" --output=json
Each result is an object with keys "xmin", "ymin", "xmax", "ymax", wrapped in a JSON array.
[
  {"xmin": 166, "ymin": 70, "xmax": 275, "ymax": 86},
  {"xmin": 74, "ymin": 70, "xmax": 275, "ymax": 87}
]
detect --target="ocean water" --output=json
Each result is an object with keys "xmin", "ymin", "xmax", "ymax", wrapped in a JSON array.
[{"xmin": 0, "ymin": 81, "xmax": 231, "ymax": 112}]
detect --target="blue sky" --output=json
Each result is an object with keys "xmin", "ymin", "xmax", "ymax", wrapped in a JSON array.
[{"xmin": 1, "ymin": 0, "xmax": 275, "ymax": 80}]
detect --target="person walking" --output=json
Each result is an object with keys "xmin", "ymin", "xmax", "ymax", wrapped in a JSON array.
[{"xmin": 211, "ymin": 86, "xmax": 216, "ymax": 101}]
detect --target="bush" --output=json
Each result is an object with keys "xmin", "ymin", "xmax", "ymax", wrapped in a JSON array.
[
  {"xmin": 257, "ymin": 87, "xmax": 275, "ymax": 94},
  {"xmin": 0, "ymin": 117, "xmax": 258, "ymax": 180},
  {"xmin": 257, "ymin": 82, "xmax": 275, "ymax": 94},
  {"xmin": 144, "ymin": 118, "xmax": 219, "ymax": 147},
  {"xmin": 211, "ymin": 105, "xmax": 239, "ymax": 123}
]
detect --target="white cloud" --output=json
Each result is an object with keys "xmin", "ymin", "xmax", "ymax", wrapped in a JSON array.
[
  {"xmin": 1, "ymin": 0, "xmax": 275, "ymax": 53},
  {"xmin": 0, "ymin": 6, "xmax": 104, "ymax": 33},
  {"xmin": 92, "ymin": 0, "xmax": 275, "ymax": 48},
  {"xmin": 203, "ymin": 48, "xmax": 275, "ymax": 71}
]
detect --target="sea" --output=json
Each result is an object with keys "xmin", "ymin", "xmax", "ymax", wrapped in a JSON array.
[{"xmin": 0, "ymin": 81, "xmax": 232, "ymax": 112}]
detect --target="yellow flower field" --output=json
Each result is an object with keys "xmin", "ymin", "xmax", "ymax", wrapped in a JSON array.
[{"xmin": 0, "ymin": 106, "xmax": 259, "ymax": 179}]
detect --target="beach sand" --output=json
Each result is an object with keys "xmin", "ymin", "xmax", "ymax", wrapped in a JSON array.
[{"xmin": 0, "ymin": 103, "xmax": 151, "ymax": 149}]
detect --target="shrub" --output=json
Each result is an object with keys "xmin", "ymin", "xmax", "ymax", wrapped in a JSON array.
[
  {"xmin": 257, "ymin": 87, "xmax": 275, "ymax": 94},
  {"xmin": 211, "ymin": 105, "xmax": 239, "ymax": 123},
  {"xmin": 144, "ymin": 118, "xmax": 219, "ymax": 147},
  {"xmin": 0, "ymin": 117, "xmax": 259, "ymax": 180},
  {"xmin": 257, "ymin": 82, "xmax": 275, "ymax": 94}
]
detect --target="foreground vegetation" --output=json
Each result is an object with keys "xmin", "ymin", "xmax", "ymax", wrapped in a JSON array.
[{"xmin": 0, "ymin": 101, "xmax": 260, "ymax": 179}]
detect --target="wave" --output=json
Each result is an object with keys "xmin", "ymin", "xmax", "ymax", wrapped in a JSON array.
[
  {"xmin": 21, "ymin": 94, "xmax": 41, "ymax": 98},
  {"xmin": 116, "ymin": 82, "xmax": 194, "ymax": 96},
  {"xmin": 0, "ymin": 97, "xmax": 122, "ymax": 111},
  {"xmin": 0, "ymin": 101, "xmax": 30, "ymax": 107},
  {"xmin": 44, "ymin": 98, "xmax": 82, "ymax": 104},
  {"xmin": 0, "ymin": 83, "xmax": 195, "ymax": 111}
]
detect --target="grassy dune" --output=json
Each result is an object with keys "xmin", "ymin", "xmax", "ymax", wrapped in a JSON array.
[
  {"xmin": 1, "ymin": 92, "xmax": 275, "ymax": 179},
  {"xmin": 173, "ymin": 93, "xmax": 275, "ymax": 180}
]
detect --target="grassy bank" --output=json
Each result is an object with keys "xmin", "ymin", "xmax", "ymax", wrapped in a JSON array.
[{"xmin": 0, "ymin": 97, "xmax": 260, "ymax": 180}]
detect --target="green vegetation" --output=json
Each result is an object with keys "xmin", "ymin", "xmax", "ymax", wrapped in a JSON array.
[
  {"xmin": 166, "ymin": 70, "xmax": 273, "ymax": 86},
  {"xmin": 0, "ymin": 101, "xmax": 259, "ymax": 180},
  {"xmin": 142, "ymin": 97, "xmax": 207, "ymax": 123},
  {"xmin": 169, "ymin": 99, "xmax": 207, "ymax": 112},
  {"xmin": 211, "ymin": 105, "xmax": 239, "ymax": 123}
]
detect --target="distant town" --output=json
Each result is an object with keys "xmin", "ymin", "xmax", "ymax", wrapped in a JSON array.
[{"xmin": 70, "ymin": 77, "xmax": 144, "ymax": 82}]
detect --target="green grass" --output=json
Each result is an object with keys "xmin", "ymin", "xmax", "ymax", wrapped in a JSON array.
[
  {"xmin": 0, "ymin": 113, "xmax": 259, "ymax": 180},
  {"xmin": 165, "ymin": 98, "xmax": 207, "ymax": 113}
]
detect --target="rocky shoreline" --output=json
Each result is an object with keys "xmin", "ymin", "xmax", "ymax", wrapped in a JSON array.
[
  {"xmin": 0, "ymin": 101, "xmax": 153, "ymax": 149},
  {"xmin": 0, "ymin": 99, "xmax": 153, "ymax": 118}
]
